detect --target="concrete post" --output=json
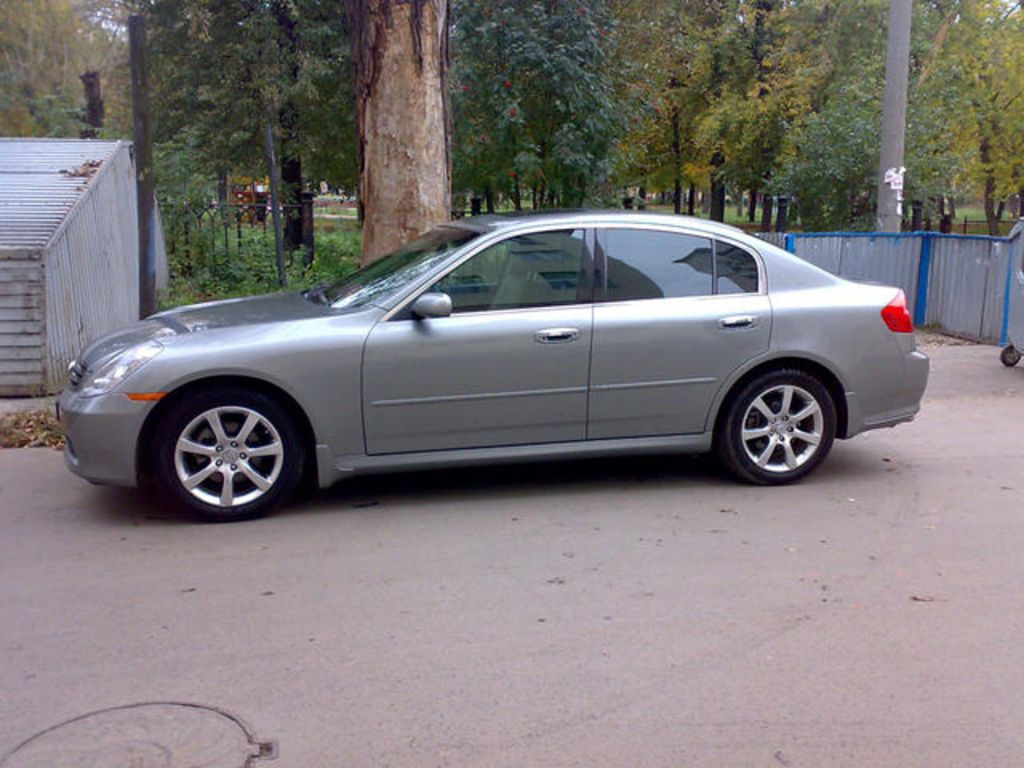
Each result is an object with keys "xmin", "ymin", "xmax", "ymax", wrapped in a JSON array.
[{"xmin": 875, "ymin": 0, "xmax": 912, "ymax": 232}]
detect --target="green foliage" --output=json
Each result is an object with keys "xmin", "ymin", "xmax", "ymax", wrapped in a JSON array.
[
  {"xmin": 141, "ymin": 0, "xmax": 357, "ymax": 195},
  {"xmin": 774, "ymin": 87, "xmax": 882, "ymax": 230},
  {"xmin": 0, "ymin": 0, "xmax": 86, "ymax": 136},
  {"xmin": 451, "ymin": 0, "xmax": 622, "ymax": 207},
  {"xmin": 3, "ymin": 0, "xmax": 1022, "ymax": 237}
]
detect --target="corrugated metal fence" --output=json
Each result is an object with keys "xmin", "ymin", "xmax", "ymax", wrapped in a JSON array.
[{"xmin": 756, "ymin": 226, "xmax": 1023, "ymax": 343}]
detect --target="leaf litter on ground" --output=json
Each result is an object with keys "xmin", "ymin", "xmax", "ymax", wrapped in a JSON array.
[{"xmin": 0, "ymin": 410, "xmax": 64, "ymax": 449}]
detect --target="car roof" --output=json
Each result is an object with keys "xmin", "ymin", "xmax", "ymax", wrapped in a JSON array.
[{"xmin": 446, "ymin": 210, "xmax": 755, "ymax": 240}]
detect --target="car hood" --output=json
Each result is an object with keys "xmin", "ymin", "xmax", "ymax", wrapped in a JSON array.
[
  {"xmin": 77, "ymin": 292, "xmax": 330, "ymax": 369},
  {"xmin": 152, "ymin": 291, "xmax": 330, "ymax": 332}
]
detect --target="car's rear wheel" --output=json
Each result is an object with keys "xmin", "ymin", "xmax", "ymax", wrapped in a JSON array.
[
  {"xmin": 153, "ymin": 388, "xmax": 305, "ymax": 522},
  {"xmin": 716, "ymin": 369, "xmax": 836, "ymax": 485}
]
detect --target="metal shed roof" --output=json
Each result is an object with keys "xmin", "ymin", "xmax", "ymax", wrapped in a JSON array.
[{"xmin": 0, "ymin": 138, "xmax": 124, "ymax": 251}]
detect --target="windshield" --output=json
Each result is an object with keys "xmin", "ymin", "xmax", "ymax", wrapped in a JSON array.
[{"xmin": 325, "ymin": 226, "xmax": 479, "ymax": 308}]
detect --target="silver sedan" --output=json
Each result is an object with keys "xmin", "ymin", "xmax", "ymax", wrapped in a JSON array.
[{"xmin": 59, "ymin": 212, "xmax": 929, "ymax": 521}]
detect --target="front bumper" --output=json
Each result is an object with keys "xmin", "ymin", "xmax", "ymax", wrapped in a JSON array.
[{"xmin": 59, "ymin": 388, "xmax": 151, "ymax": 487}]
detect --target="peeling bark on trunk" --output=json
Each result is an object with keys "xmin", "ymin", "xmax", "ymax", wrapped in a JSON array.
[{"xmin": 345, "ymin": 0, "xmax": 451, "ymax": 264}]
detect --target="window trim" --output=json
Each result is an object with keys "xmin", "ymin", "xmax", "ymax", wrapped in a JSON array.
[
  {"xmin": 593, "ymin": 224, "xmax": 765, "ymax": 305},
  {"xmin": 387, "ymin": 227, "xmax": 596, "ymax": 320}
]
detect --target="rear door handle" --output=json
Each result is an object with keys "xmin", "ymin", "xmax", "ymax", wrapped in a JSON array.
[
  {"xmin": 534, "ymin": 327, "xmax": 580, "ymax": 344},
  {"xmin": 719, "ymin": 315, "xmax": 757, "ymax": 329}
]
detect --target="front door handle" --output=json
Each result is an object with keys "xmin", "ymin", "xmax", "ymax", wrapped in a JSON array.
[
  {"xmin": 534, "ymin": 327, "xmax": 580, "ymax": 344},
  {"xmin": 719, "ymin": 315, "xmax": 757, "ymax": 329}
]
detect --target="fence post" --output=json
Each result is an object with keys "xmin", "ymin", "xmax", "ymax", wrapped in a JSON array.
[
  {"xmin": 784, "ymin": 233, "xmax": 796, "ymax": 254},
  {"xmin": 301, "ymin": 191, "xmax": 315, "ymax": 267},
  {"xmin": 913, "ymin": 233, "xmax": 932, "ymax": 325},
  {"xmin": 1002, "ymin": 223, "xmax": 1022, "ymax": 345}
]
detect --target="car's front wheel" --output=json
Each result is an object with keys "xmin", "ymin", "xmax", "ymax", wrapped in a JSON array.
[
  {"xmin": 153, "ymin": 388, "xmax": 305, "ymax": 522},
  {"xmin": 716, "ymin": 369, "xmax": 836, "ymax": 485}
]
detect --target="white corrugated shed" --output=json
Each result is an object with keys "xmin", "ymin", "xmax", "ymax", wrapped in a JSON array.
[{"xmin": 0, "ymin": 138, "xmax": 165, "ymax": 395}]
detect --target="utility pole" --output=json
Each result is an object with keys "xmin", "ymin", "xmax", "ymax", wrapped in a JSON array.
[
  {"xmin": 875, "ymin": 0, "xmax": 912, "ymax": 232},
  {"xmin": 129, "ymin": 15, "xmax": 156, "ymax": 318}
]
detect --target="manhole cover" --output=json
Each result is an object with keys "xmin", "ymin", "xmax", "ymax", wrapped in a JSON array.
[{"xmin": 1, "ymin": 702, "xmax": 276, "ymax": 768}]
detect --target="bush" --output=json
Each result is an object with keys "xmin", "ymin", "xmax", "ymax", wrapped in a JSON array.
[{"xmin": 161, "ymin": 228, "xmax": 361, "ymax": 309}]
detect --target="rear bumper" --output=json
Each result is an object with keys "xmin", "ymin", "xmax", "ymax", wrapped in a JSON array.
[
  {"xmin": 847, "ymin": 349, "xmax": 929, "ymax": 437},
  {"xmin": 59, "ymin": 388, "xmax": 149, "ymax": 487}
]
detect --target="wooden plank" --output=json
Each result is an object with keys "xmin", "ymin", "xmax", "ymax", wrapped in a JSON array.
[
  {"xmin": 0, "ymin": 359, "xmax": 43, "ymax": 374},
  {"xmin": 0, "ymin": 307, "xmax": 42, "ymax": 321},
  {"xmin": 0, "ymin": 294, "xmax": 41, "ymax": 309},
  {"xmin": 0, "ymin": 283, "xmax": 41, "ymax": 297},
  {"xmin": 0, "ymin": 346, "xmax": 43, "ymax": 361},
  {"xmin": 0, "ymin": 333, "xmax": 41, "ymax": 347},
  {"xmin": 0, "ymin": 248, "xmax": 42, "ymax": 261},
  {"xmin": 0, "ymin": 320, "xmax": 41, "ymax": 334},
  {"xmin": 0, "ymin": 379, "xmax": 47, "ymax": 396},
  {"xmin": 0, "ymin": 373, "xmax": 45, "ymax": 386},
  {"xmin": 0, "ymin": 269, "xmax": 42, "ymax": 283}
]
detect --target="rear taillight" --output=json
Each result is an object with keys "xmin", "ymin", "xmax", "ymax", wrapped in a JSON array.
[{"xmin": 881, "ymin": 290, "xmax": 914, "ymax": 333}]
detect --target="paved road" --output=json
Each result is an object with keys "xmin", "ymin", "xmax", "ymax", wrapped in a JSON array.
[{"xmin": 2, "ymin": 341, "xmax": 1023, "ymax": 767}]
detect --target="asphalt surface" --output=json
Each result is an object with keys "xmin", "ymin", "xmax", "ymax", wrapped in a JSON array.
[{"xmin": 2, "ymin": 340, "xmax": 1023, "ymax": 767}]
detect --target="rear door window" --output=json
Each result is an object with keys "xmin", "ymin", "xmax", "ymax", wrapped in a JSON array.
[
  {"xmin": 603, "ymin": 229, "xmax": 714, "ymax": 302},
  {"xmin": 600, "ymin": 228, "xmax": 761, "ymax": 301}
]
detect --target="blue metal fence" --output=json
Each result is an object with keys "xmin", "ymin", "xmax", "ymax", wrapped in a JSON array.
[{"xmin": 761, "ymin": 229, "xmax": 1022, "ymax": 343}]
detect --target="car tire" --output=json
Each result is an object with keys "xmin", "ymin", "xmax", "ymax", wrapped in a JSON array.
[
  {"xmin": 716, "ymin": 369, "xmax": 836, "ymax": 485},
  {"xmin": 153, "ymin": 388, "xmax": 305, "ymax": 522},
  {"xmin": 1000, "ymin": 345, "xmax": 1021, "ymax": 367}
]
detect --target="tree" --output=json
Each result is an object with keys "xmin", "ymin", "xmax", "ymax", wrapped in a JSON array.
[
  {"xmin": 451, "ymin": 0, "xmax": 621, "ymax": 210},
  {"xmin": 140, "ymin": 0, "xmax": 356, "ymax": 211},
  {"xmin": 0, "ymin": 0, "xmax": 104, "ymax": 136},
  {"xmin": 920, "ymin": 0, "xmax": 1024, "ymax": 235},
  {"xmin": 345, "ymin": 0, "xmax": 451, "ymax": 264}
]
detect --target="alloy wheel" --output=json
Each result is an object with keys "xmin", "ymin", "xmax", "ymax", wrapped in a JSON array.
[
  {"xmin": 740, "ymin": 384, "xmax": 824, "ymax": 474},
  {"xmin": 173, "ymin": 406, "xmax": 284, "ymax": 508}
]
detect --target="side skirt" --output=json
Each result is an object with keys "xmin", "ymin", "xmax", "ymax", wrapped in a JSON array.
[{"xmin": 315, "ymin": 434, "xmax": 713, "ymax": 488}]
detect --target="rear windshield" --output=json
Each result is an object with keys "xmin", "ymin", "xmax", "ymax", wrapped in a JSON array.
[{"xmin": 327, "ymin": 227, "xmax": 479, "ymax": 308}]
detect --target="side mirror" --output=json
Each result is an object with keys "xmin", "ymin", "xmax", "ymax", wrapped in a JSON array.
[{"xmin": 410, "ymin": 292, "xmax": 453, "ymax": 319}]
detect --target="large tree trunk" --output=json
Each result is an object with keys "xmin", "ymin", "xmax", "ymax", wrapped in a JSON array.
[
  {"xmin": 760, "ymin": 194, "xmax": 773, "ymax": 232},
  {"xmin": 980, "ymin": 136, "xmax": 999, "ymax": 237},
  {"xmin": 346, "ymin": 0, "xmax": 451, "ymax": 264},
  {"xmin": 79, "ymin": 71, "xmax": 104, "ymax": 139},
  {"xmin": 274, "ymin": 1, "xmax": 305, "ymax": 250},
  {"xmin": 671, "ymin": 107, "xmax": 682, "ymax": 214},
  {"xmin": 709, "ymin": 151, "xmax": 726, "ymax": 222}
]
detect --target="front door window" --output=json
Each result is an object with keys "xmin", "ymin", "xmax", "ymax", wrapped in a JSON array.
[{"xmin": 433, "ymin": 229, "xmax": 588, "ymax": 312}]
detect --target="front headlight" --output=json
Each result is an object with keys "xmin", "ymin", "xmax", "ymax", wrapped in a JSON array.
[{"xmin": 79, "ymin": 340, "xmax": 164, "ymax": 398}]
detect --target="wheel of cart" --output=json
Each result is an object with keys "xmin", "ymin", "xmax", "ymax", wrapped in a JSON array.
[{"xmin": 1000, "ymin": 220, "xmax": 1024, "ymax": 367}]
